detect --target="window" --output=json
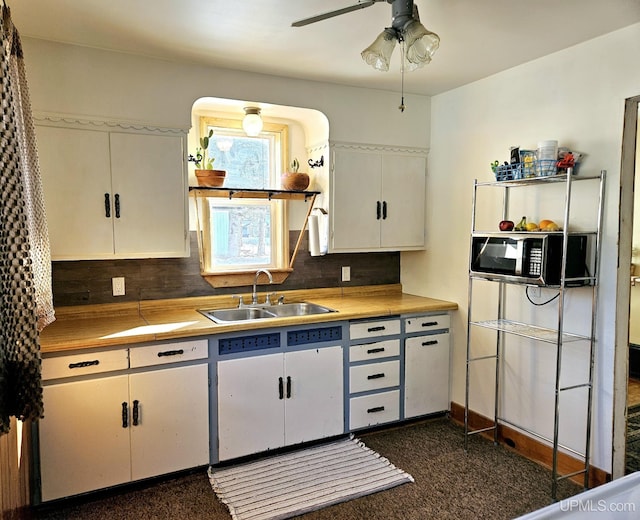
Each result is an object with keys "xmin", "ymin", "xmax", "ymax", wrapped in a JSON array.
[{"xmin": 197, "ymin": 117, "xmax": 289, "ymax": 275}]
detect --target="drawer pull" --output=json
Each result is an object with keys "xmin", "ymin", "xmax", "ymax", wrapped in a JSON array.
[
  {"xmin": 367, "ymin": 347, "xmax": 385, "ymax": 354},
  {"xmin": 367, "ymin": 373, "xmax": 385, "ymax": 380},
  {"xmin": 132, "ymin": 400, "xmax": 139, "ymax": 426},
  {"xmin": 157, "ymin": 349, "xmax": 184, "ymax": 358},
  {"xmin": 422, "ymin": 340, "xmax": 438, "ymax": 346},
  {"xmin": 367, "ymin": 406, "xmax": 385, "ymax": 414},
  {"xmin": 68, "ymin": 360, "xmax": 100, "ymax": 369},
  {"xmin": 121, "ymin": 402, "xmax": 128, "ymax": 428},
  {"xmin": 367, "ymin": 326, "xmax": 386, "ymax": 333},
  {"xmin": 421, "ymin": 321, "xmax": 439, "ymax": 327},
  {"xmin": 286, "ymin": 376, "xmax": 292, "ymax": 399},
  {"xmin": 278, "ymin": 377, "xmax": 284, "ymax": 400}
]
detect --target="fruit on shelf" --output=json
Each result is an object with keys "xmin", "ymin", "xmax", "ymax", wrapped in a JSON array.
[
  {"xmin": 539, "ymin": 219, "xmax": 560, "ymax": 231},
  {"xmin": 525, "ymin": 222, "xmax": 540, "ymax": 231},
  {"xmin": 514, "ymin": 216, "xmax": 527, "ymax": 231},
  {"xmin": 499, "ymin": 220, "xmax": 515, "ymax": 231}
]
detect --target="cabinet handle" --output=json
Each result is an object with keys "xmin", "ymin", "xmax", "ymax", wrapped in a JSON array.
[
  {"xmin": 132, "ymin": 400, "xmax": 139, "ymax": 426},
  {"xmin": 286, "ymin": 376, "xmax": 292, "ymax": 399},
  {"xmin": 421, "ymin": 321, "xmax": 439, "ymax": 327},
  {"xmin": 104, "ymin": 193, "xmax": 111, "ymax": 218},
  {"xmin": 422, "ymin": 340, "xmax": 438, "ymax": 346},
  {"xmin": 367, "ymin": 347, "xmax": 385, "ymax": 354},
  {"xmin": 278, "ymin": 377, "xmax": 284, "ymax": 400},
  {"xmin": 68, "ymin": 359, "xmax": 100, "ymax": 369},
  {"xmin": 157, "ymin": 349, "xmax": 184, "ymax": 357},
  {"xmin": 382, "ymin": 201, "xmax": 387, "ymax": 220},
  {"xmin": 376, "ymin": 201, "xmax": 381, "ymax": 220},
  {"xmin": 367, "ymin": 373, "xmax": 385, "ymax": 380},
  {"xmin": 115, "ymin": 193, "xmax": 121, "ymax": 218},
  {"xmin": 367, "ymin": 406, "xmax": 385, "ymax": 414},
  {"xmin": 367, "ymin": 326, "xmax": 386, "ymax": 332},
  {"xmin": 121, "ymin": 402, "xmax": 128, "ymax": 428}
]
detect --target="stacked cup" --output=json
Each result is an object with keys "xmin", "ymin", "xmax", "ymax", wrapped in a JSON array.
[{"xmin": 536, "ymin": 140, "xmax": 558, "ymax": 176}]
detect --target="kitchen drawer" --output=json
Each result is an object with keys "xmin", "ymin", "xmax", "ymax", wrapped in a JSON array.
[
  {"xmin": 42, "ymin": 349, "xmax": 129, "ymax": 381},
  {"xmin": 349, "ymin": 339, "xmax": 400, "ymax": 362},
  {"xmin": 404, "ymin": 313, "xmax": 450, "ymax": 334},
  {"xmin": 350, "ymin": 390, "xmax": 400, "ymax": 430},
  {"xmin": 130, "ymin": 339, "xmax": 208, "ymax": 368},
  {"xmin": 350, "ymin": 318, "xmax": 400, "ymax": 340},
  {"xmin": 405, "ymin": 332, "xmax": 449, "ymax": 351},
  {"xmin": 350, "ymin": 360, "xmax": 400, "ymax": 394}
]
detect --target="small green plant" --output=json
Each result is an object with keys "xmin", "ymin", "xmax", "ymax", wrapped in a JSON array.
[
  {"xmin": 290, "ymin": 158, "xmax": 299, "ymax": 173},
  {"xmin": 188, "ymin": 129, "xmax": 215, "ymax": 169}
]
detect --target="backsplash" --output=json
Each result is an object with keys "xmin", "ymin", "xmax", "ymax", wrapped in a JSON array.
[{"xmin": 51, "ymin": 232, "xmax": 400, "ymax": 307}]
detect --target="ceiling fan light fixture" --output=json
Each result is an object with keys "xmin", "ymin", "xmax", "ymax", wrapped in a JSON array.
[
  {"xmin": 361, "ymin": 28, "xmax": 397, "ymax": 72},
  {"xmin": 242, "ymin": 107, "xmax": 263, "ymax": 136},
  {"xmin": 403, "ymin": 20, "xmax": 440, "ymax": 66}
]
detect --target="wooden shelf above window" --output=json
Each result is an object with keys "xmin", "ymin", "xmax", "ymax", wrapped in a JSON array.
[{"xmin": 189, "ymin": 186, "xmax": 320, "ymax": 201}]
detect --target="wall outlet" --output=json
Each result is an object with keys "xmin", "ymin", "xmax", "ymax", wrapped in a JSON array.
[
  {"xmin": 530, "ymin": 286, "xmax": 541, "ymax": 298},
  {"xmin": 112, "ymin": 277, "xmax": 125, "ymax": 296},
  {"xmin": 341, "ymin": 266, "xmax": 351, "ymax": 282}
]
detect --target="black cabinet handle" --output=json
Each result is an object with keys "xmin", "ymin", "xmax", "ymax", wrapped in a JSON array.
[
  {"xmin": 286, "ymin": 376, "xmax": 292, "ymax": 399},
  {"xmin": 422, "ymin": 321, "xmax": 439, "ymax": 327},
  {"xmin": 132, "ymin": 400, "xmax": 139, "ymax": 426},
  {"xmin": 376, "ymin": 201, "xmax": 381, "ymax": 220},
  {"xmin": 104, "ymin": 193, "xmax": 111, "ymax": 218},
  {"xmin": 278, "ymin": 377, "xmax": 284, "ymax": 400},
  {"xmin": 122, "ymin": 402, "xmax": 128, "ymax": 428},
  {"xmin": 68, "ymin": 360, "xmax": 100, "ymax": 369},
  {"xmin": 367, "ymin": 406, "xmax": 385, "ymax": 414},
  {"xmin": 422, "ymin": 340, "xmax": 438, "ymax": 346},
  {"xmin": 157, "ymin": 349, "xmax": 184, "ymax": 358},
  {"xmin": 367, "ymin": 326, "xmax": 386, "ymax": 332},
  {"xmin": 115, "ymin": 193, "xmax": 121, "ymax": 218},
  {"xmin": 382, "ymin": 201, "xmax": 387, "ymax": 219},
  {"xmin": 367, "ymin": 373, "xmax": 385, "ymax": 380},
  {"xmin": 367, "ymin": 347, "xmax": 385, "ymax": 354}
]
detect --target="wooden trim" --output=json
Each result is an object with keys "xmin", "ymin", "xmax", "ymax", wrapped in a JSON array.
[
  {"xmin": 0, "ymin": 419, "xmax": 31, "ymax": 518},
  {"xmin": 450, "ymin": 402, "xmax": 610, "ymax": 488}
]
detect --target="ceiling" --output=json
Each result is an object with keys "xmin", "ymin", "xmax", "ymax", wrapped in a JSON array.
[{"xmin": 9, "ymin": 0, "xmax": 640, "ymax": 96}]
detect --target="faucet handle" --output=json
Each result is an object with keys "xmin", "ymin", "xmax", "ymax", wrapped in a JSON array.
[
  {"xmin": 232, "ymin": 295, "xmax": 245, "ymax": 308},
  {"xmin": 277, "ymin": 295, "xmax": 285, "ymax": 305},
  {"xmin": 265, "ymin": 292, "xmax": 277, "ymax": 305}
]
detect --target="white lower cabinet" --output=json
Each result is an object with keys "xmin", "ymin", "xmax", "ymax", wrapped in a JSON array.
[
  {"xmin": 39, "ymin": 344, "xmax": 209, "ymax": 502},
  {"xmin": 217, "ymin": 345, "xmax": 344, "ymax": 461}
]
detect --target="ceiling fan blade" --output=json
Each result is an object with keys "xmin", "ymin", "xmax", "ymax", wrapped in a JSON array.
[{"xmin": 292, "ymin": 1, "xmax": 379, "ymax": 27}]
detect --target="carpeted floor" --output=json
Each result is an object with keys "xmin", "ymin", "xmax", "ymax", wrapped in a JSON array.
[
  {"xmin": 626, "ymin": 404, "xmax": 640, "ymax": 474},
  {"xmin": 34, "ymin": 417, "xmax": 581, "ymax": 520}
]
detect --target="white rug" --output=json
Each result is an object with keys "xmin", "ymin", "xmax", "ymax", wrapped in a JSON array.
[{"xmin": 208, "ymin": 435, "xmax": 414, "ymax": 520}]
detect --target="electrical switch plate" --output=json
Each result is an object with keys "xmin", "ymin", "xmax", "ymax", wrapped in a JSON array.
[
  {"xmin": 341, "ymin": 266, "xmax": 351, "ymax": 282},
  {"xmin": 112, "ymin": 277, "xmax": 125, "ymax": 296}
]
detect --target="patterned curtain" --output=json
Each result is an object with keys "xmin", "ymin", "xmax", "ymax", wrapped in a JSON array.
[{"xmin": 0, "ymin": 5, "xmax": 54, "ymax": 435}]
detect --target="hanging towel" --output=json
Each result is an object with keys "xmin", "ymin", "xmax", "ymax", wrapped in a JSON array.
[{"xmin": 0, "ymin": 6, "xmax": 46, "ymax": 434}]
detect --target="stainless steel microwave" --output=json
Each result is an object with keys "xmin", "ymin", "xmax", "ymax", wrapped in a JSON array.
[{"xmin": 470, "ymin": 233, "xmax": 590, "ymax": 286}]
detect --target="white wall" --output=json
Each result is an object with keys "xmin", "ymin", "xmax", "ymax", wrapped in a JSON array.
[{"xmin": 402, "ymin": 23, "xmax": 640, "ymax": 473}]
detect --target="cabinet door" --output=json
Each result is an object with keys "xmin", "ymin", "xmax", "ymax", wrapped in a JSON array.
[
  {"xmin": 39, "ymin": 376, "xmax": 131, "ymax": 501},
  {"xmin": 331, "ymin": 149, "xmax": 382, "ymax": 251},
  {"xmin": 109, "ymin": 132, "xmax": 188, "ymax": 258},
  {"xmin": 37, "ymin": 125, "xmax": 115, "ymax": 259},
  {"xmin": 217, "ymin": 354, "xmax": 285, "ymax": 460},
  {"xmin": 381, "ymin": 154, "xmax": 426, "ymax": 249},
  {"xmin": 284, "ymin": 346, "xmax": 344, "ymax": 445},
  {"xmin": 129, "ymin": 364, "xmax": 209, "ymax": 480},
  {"xmin": 404, "ymin": 333, "xmax": 450, "ymax": 418}
]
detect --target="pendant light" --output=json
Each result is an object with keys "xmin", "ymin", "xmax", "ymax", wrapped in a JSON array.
[{"xmin": 242, "ymin": 107, "xmax": 263, "ymax": 136}]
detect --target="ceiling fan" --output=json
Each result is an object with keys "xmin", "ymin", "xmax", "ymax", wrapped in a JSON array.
[{"xmin": 291, "ymin": 0, "xmax": 440, "ymax": 73}]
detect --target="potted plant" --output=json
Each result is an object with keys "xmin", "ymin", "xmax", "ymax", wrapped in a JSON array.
[
  {"xmin": 281, "ymin": 157, "xmax": 310, "ymax": 191},
  {"xmin": 188, "ymin": 129, "xmax": 226, "ymax": 187}
]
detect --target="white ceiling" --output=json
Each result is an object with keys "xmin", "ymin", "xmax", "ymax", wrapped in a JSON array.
[{"xmin": 9, "ymin": 0, "xmax": 640, "ymax": 96}]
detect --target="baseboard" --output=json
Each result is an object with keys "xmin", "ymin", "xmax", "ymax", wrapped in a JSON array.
[{"xmin": 450, "ymin": 402, "xmax": 610, "ymax": 488}]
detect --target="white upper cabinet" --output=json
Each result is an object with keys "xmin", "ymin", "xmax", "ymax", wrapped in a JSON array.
[
  {"xmin": 329, "ymin": 144, "xmax": 427, "ymax": 252},
  {"xmin": 36, "ymin": 116, "xmax": 189, "ymax": 260}
]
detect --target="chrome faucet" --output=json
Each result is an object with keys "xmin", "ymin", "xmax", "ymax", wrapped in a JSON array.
[{"xmin": 252, "ymin": 269, "xmax": 273, "ymax": 305}]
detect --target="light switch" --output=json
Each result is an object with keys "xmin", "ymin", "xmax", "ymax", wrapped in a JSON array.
[{"xmin": 341, "ymin": 266, "xmax": 351, "ymax": 282}]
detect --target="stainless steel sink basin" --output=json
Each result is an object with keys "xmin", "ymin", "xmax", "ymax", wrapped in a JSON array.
[{"xmin": 199, "ymin": 302, "xmax": 336, "ymax": 323}]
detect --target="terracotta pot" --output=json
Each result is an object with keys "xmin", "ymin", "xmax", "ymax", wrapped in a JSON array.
[
  {"xmin": 281, "ymin": 172, "xmax": 310, "ymax": 191},
  {"xmin": 195, "ymin": 169, "xmax": 226, "ymax": 187}
]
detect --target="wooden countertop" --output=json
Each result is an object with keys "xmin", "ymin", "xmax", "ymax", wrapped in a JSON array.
[{"xmin": 39, "ymin": 284, "xmax": 458, "ymax": 354}]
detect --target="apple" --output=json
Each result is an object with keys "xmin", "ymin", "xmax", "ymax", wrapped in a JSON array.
[{"xmin": 499, "ymin": 220, "xmax": 514, "ymax": 231}]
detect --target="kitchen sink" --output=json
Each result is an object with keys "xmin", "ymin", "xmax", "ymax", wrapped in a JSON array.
[{"xmin": 199, "ymin": 302, "xmax": 336, "ymax": 324}]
